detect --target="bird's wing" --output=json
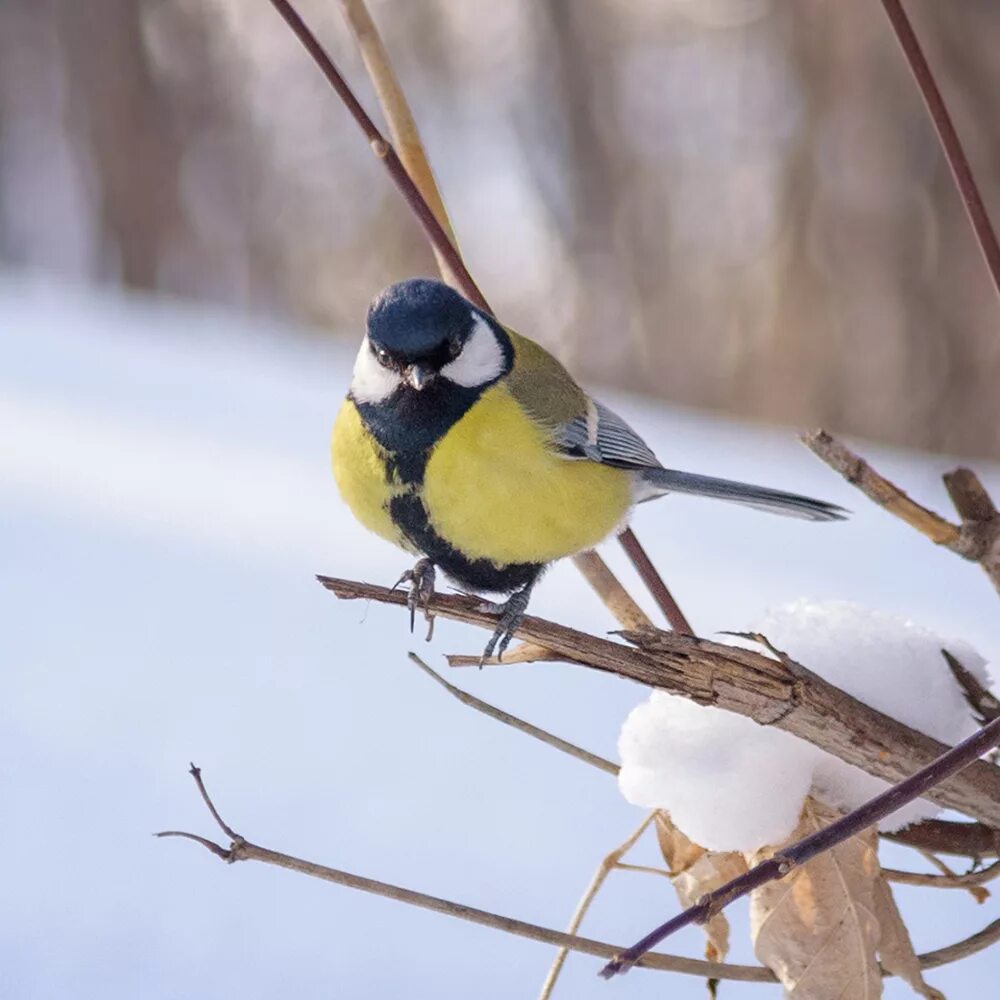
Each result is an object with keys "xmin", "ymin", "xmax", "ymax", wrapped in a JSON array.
[
  {"xmin": 556, "ymin": 398, "xmax": 660, "ymax": 468},
  {"xmin": 502, "ymin": 329, "xmax": 659, "ymax": 469}
]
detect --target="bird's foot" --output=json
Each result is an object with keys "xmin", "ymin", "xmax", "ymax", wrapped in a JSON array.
[
  {"xmin": 477, "ymin": 588, "xmax": 532, "ymax": 667},
  {"xmin": 392, "ymin": 558, "xmax": 436, "ymax": 640}
]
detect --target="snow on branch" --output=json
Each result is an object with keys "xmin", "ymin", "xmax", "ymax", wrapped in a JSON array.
[{"xmin": 318, "ymin": 575, "xmax": 1000, "ymax": 827}]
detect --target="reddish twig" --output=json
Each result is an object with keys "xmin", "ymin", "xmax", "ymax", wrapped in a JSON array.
[
  {"xmin": 880, "ymin": 0, "xmax": 1000, "ymax": 303},
  {"xmin": 617, "ymin": 528, "xmax": 693, "ymax": 633},
  {"xmin": 600, "ymin": 714, "xmax": 1000, "ymax": 977},
  {"xmin": 266, "ymin": 0, "xmax": 489, "ymax": 311}
]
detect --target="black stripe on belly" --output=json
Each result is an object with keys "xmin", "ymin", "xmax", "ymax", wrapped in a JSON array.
[
  {"xmin": 354, "ymin": 381, "xmax": 483, "ymax": 484},
  {"xmin": 389, "ymin": 493, "xmax": 542, "ymax": 594}
]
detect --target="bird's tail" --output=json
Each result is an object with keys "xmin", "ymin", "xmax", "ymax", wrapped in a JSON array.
[{"xmin": 638, "ymin": 468, "xmax": 847, "ymax": 522}]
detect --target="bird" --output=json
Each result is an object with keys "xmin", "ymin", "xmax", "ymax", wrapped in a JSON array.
[{"xmin": 332, "ymin": 278, "xmax": 845, "ymax": 662}]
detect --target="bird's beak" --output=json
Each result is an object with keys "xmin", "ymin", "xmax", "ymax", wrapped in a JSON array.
[{"xmin": 405, "ymin": 364, "xmax": 434, "ymax": 390}]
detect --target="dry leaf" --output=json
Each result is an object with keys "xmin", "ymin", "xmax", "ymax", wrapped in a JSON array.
[
  {"xmin": 748, "ymin": 798, "xmax": 882, "ymax": 999},
  {"xmin": 655, "ymin": 812, "xmax": 747, "ymax": 963},
  {"xmin": 873, "ymin": 877, "xmax": 946, "ymax": 1000}
]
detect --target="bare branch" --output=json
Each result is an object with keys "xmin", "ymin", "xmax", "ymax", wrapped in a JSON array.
[
  {"xmin": 336, "ymin": 0, "xmax": 460, "ymax": 286},
  {"xmin": 884, "ymin": 857, "xmax": 1000, "ymax": 891},
  {"xmin": 265, "ymin": 0, "xmax": 488, "ymax": 310},
  {"xmin": 408, "ymin": 653, "xmax": 618, "ymax": 776},
  {"xmin": 617, "ymin": 528, "xmax": 693, "ymax": 634},
  {"xmin": 159, "ymin": 766, "xmax": 773, "ymax": 982},
  {"xmin": 879, "ymin": 0, "xmax": 1000, "ymax": 304},
  {"xmin": 601, "ymin": 714, "xmax": 1000, "ymax": 977},
  {"xmin": 802, "ymin": 430, "xmax": 1000, "ymax": 596},
  {"xmin": 885, "ymin": 819, "xmax": 1000, "ymax": 859},
  {"xmin": 800, "ymin": 430, "xmax": 959, "ymax": 546},
  {"xmin": 319, "ymin": 575, "xmax": 1000, "ymax": 826}
]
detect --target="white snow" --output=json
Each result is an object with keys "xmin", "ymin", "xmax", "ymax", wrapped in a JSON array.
[{"xmin": 618, "ymin": 600, "xmax": 992, "ymax": 851}]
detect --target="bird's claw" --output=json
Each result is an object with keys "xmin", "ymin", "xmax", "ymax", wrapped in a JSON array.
[
  {"xmin": 392, "ymin": 558, "xmax": 436, "ymax": 640},
  {"xmin": 477, "ymin": 589, "xmax": 531, "ymax": 668}
]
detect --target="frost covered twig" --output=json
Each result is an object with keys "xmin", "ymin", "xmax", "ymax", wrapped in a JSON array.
[
  {"xmin": 319, "ymin": 575, "xmax": 1000, "ymax": 825},
  {"xmin": 802, "ymin": 431, "xmax": 1000, "ymax": 596},
  {"xmin": 600, "ymin": 713, "xmax": 1000, "ymax": 977}
]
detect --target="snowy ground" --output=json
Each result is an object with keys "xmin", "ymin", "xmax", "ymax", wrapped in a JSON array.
[{"xmin": 3, "ymin": 272, "xmax": 998, "ymax": 999}]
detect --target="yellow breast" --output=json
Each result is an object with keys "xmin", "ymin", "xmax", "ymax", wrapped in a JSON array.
[
  {"xmin": 422, "ymin": 384, "xmax": 633, "ymax": 566},
  {"xmin": 331, "ymin": 399, "xmax": 413, "ymax": 551}
]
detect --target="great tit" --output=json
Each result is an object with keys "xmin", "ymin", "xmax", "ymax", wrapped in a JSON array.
[{"xmin": 332, "ymin": 278, "xmax": 845, "ymax": 660}]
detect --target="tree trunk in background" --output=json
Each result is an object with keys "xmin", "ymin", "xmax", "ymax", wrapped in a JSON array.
[
  {"xmin": 2, "ymin": 0, "xmax": 999, "ymax": 457},
  {"xmin": 54, "ymin": 0, "xmax": 189, "ymax": 290}
]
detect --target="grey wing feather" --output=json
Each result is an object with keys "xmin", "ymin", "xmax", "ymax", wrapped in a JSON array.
[
  {"xmin": 557, "ymin": 399, "xmax": 660, "ymax": 469},
  {"xmin": 557, "ymin": 398, "xmax": 847, "ymax": 523}
]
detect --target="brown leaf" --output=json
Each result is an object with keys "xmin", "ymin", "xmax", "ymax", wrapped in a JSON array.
[
  {"xmin": 654, "ymin": 812, "xmax": 747, "ymax": 963},
  {"xmin": 748, "ymin": 798, "xmax": 882, "ymax": 999},
  {"xmin": 873, "ymin": 877, "xmax": 946, "ymax": 1000}
]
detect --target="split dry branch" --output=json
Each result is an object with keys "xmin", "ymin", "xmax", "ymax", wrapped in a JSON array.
[{"xmin": 319, "ymin": 574, "xmax": 1000, "ymax": 828}]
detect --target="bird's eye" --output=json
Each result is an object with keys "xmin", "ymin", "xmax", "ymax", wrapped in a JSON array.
[
  {"xmin": 374, "ymin": 346, "xmax": 390, "ymax": 366},
  {"xmin": 447, "ymin": 338, "xmax": 462, "ymax": 359}
]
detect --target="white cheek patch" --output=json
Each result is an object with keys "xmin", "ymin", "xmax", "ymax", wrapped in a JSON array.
[
  {"xmin": 350, "ymin": 337, "xmax": 401, "ymax": 403},
  {"xmin": 440, "ymin": 312, "xmax": 505, "ymax": 388}
]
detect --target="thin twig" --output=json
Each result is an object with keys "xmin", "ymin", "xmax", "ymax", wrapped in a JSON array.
[
  {"xmin": 408, "ymin": 653, "xmax": 619, "ymax": 776},
  {"xmin": 418, "ymin": 655, "xmax": 997, "ymax": 866},
  {"xmin": 879, "ymin": 0, "xmax": 1000, "ymax": 303},
  {"xmin": 885, "ymin": 818, "xmax": 1000, "ymax": 859},
  {"xmin": 160, "ymin": 766, "xmax": 1000, "ymax": 979},
  {"xmin": 916, "ymin": 849, "xmax": 991, "ymax": 904},
  {"xmin": 337, "ymin": 0, "xmax": 460, "ymax": 287},
  {"xmin": 617, "ymin": 528, "xmax": 693, "ymax": 634},
  {"xmin": 801, "ymin": 430, "xmax": 1000, "ymax": 595},
  {"xmin": 319, "ymin": 575, "xmax": 1000, "ymax": 826},
  {"xmin": 159, "ymin": 765, "xmax": 771, "ymax": 982},
  {"xmin": 600, "ymin": 714, "xmax": 1000, "ymax": 977},
  {"xmin": 266, "ymin": 0, "xmax": 489, "ymax": 311},
  {"xmin": 800, "ymin": 430, "xmax": 959, "ymax": 546},
  {"xmin": 884, "ymin": 857, "xmax": 1000, "ymax": 891},
  {"xmin": 537, "ymin": 813, "xmax": 657, "ymax": 1000}
]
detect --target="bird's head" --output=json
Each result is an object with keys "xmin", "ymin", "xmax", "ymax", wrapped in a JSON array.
[{"xmin": 351, "ymin": 278, "xmax": 511, "ymax": 402}]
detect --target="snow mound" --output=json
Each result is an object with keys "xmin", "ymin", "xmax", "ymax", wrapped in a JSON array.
[{"xmin": 617, "ymin": 600, "xmax": 990, "ymax": 852}]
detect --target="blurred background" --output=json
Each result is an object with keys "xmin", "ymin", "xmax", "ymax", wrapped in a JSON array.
[{"xmin": 3, "ymin": 0, "xmax": 999, "ymax": 455}]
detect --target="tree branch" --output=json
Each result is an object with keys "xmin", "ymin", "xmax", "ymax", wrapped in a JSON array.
[
  {"xmin": 600, "ymin": 713, "xmax": 1000, "ymax": 977},
  {"xmin": 319, "ymin": 575, "xmax": 1000, "ymax": 826},
  {"xmin": 802, "ymin": 430, "xmax": 1000, "ymax": 596},
  {"xmin": 879, "ymin": 0, "xmax": 1000, "ymax": 304},
  {"xmin": 159, "ymin": 765, "xmax": 771, "ymax": 982}
]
